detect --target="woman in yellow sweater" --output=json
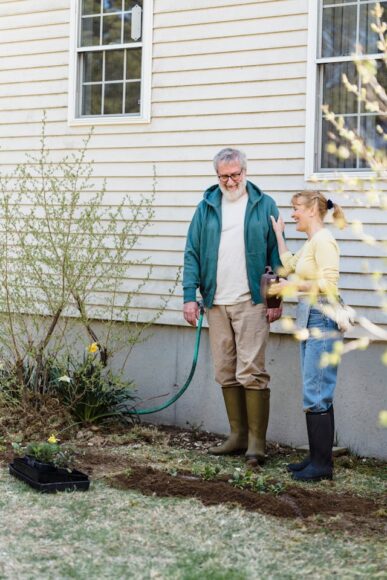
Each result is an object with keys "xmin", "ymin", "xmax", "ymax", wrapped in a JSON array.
[{"xmin": 270, "ymin": 190, "xmax": 347, "ymax": 482}]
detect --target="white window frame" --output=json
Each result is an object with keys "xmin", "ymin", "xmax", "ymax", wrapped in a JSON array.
[
  {"xmin": 68, "ymin": 0, "xmax": 153, "ymax": 125},
  {"xmin": 305, "ymin": 1, "xmax": 383, "ymax": 181}
]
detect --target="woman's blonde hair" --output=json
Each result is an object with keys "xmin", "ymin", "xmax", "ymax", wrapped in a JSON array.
[{"xmin": 291, "ymin": 190, "xmax": 347, "ymax": 229}]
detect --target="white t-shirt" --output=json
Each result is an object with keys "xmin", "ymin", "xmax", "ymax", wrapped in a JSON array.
[{"xmin": 213, "ymin": 193, "xmax": 251, "ymax": 305}]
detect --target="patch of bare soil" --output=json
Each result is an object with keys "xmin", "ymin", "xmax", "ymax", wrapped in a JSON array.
[{"xmin": 104, "ymin": 463, "xmax": 387, "ymax": 536}]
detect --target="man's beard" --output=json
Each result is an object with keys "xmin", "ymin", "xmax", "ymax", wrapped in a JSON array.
[{"xmin": 219, "ymin": 178, "xmax": 247, "ymax": 202}]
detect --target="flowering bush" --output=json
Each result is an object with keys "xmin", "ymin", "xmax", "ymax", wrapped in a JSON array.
[{"xmin": 52, "ymin": 346, "xmax": 136, "ymax": 425}]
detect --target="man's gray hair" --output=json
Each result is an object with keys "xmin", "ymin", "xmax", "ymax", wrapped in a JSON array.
[{"xmin": 213, "ymin": 148, "xmax": 247, "ymax": 172}]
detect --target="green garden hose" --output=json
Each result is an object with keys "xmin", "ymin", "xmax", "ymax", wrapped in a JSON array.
[{"xmin": 128, "ymin": 303, "xmax": 205, "ymax": 415}]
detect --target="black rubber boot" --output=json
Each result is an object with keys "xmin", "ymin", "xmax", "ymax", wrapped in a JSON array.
[
  {"xmin": 287, "ymin": 405, "xmax": 334, "ymax": 473},
  {"xmin": 287, "ymin": 455, "xmax": 310, "ymax": 473},
  {"xmin": 292, "ymin": 410, "xmax": 333, "ymax": 482}
]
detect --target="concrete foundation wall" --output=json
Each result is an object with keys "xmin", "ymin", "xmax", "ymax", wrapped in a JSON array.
[{"xmin": 123, "ymin": 324, "xmax": 387, "ymax": 460}]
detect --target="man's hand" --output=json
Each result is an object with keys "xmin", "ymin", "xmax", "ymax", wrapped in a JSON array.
[
  {"xmin": 183, "ymin": 301, "xmax": 200, "ymax": 326},
  {"xmin": 266, "ymin": 307, "xmax": 282, "ymax": 323}
]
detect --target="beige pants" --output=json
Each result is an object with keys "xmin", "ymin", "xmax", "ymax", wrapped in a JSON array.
[{"xmin": 207, "ymin": 301, "xmax": 270, "ymax": 390}]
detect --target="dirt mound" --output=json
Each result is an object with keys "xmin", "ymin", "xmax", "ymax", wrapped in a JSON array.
[{"xmin": 107, "ymin": 464, "xmax": 387, "ymax": 536}]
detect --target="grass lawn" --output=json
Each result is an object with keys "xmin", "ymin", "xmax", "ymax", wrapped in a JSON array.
[{"xmin": 0, "ymin": 424, "xmax": 385, "ymax": 579}]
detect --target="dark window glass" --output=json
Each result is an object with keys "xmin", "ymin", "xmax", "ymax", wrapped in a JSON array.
[
  {"xmin": 125, "ymin": 0, "xmax": 142, "ymax": 9},
  {"xmin": 359, "ymin": 2, "xmax": 387, "ymax": 54},
  {"xmin": 103, "ymin": 0, "xmax": 122, "ymax": 12},
  {"xmin": 79, "ymin": 0, "xmax": 143, "ymax": 116},
  {"xmin": 81, "ymin": 16, "xmax": 101, "ymax": 46},
  {"xmin": 105, "ymin": 50, "xmax": 124, "ymax": 81},
  {"xmin": 125, "ymin": 81, "xmax": 141, "ymax": 113},
  {"xmin": 83, "ymin": 51, "xmax": 103, "ymax": 82},
  {"xmin": 102, "ymin": 14, "xmax": 122, "ymax": 44},
  {"xmin": 126, "ymin": 48, "xmax": 142, "ymax": 79},
  {"xmin": 322, "ymin": 6, "xmax": 357, "ymax": 57},
  {"xmin": 82, "ymin": 84, "xmax": 102, "ymax": 115},
  {"xmin": 104, "ymin": 83, "xmax": 124, "ymax": 114},
  {"xmin": 82, "ymin": 0, "xmax": 101, "ymax": 15},
  {"xmin": 322, "ymin": 62, "xmax": 358, "ymax": 115}
]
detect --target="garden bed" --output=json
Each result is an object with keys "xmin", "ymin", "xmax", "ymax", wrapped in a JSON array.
[
  {"xmin": 1, "ymin": 422, "xmax": 386, "ymax": 537},
  {"xmin": 74, "ymin": 423, "xmax": 386, "ymax": 538}
]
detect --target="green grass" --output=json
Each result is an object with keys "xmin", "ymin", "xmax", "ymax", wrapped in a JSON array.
[{"xmin": 0, "ymin": 464, "xmax": 386, "ymax": 579}]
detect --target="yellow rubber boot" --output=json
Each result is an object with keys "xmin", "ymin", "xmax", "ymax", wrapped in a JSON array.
[
  {"xmin": 208, "ymin": 387, "xmax": 248, "ymax": 455},
  {"xmin": 245, "ymin": 388, "xmax": 270, "ymax": 465}
]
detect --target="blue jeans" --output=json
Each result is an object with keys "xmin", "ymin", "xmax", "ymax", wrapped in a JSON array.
[{"xmin": 297, "ymin": 303, "xmax": 341, "ymax": 412}]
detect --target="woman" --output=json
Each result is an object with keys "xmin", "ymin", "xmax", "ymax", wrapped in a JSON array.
[{"xmin": 270, "ymin": 191, "xmax": 347, "ymax": 482}]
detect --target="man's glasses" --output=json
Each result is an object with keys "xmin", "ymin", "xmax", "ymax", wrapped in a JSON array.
[{"xmin": 217, "ymin": 170, "xmax": 244, "ymax": 183}]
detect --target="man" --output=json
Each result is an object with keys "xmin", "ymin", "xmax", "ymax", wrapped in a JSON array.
[{"xmin": 183, "ymin": 148, "xmax": 282, "ymax": 465}]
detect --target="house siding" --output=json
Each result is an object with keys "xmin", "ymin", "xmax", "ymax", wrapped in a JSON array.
[{"xmin": 0, "ymin": 0, "xmax": 385, "ymax": 332}]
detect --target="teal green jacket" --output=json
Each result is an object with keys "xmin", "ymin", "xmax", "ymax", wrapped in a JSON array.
[{"xmin": 183, "ymin": 181, "xmax": 281, "ymax": 308}]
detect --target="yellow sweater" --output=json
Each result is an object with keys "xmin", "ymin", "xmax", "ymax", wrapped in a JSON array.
[{"xmin": 280, "ymin": 228, "xmax": 340, "ymax": 296}]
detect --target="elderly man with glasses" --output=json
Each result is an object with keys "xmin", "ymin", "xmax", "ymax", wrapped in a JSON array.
[{"xmin": 183, "ymin": 148, "xmax": 282, "ymax": 465}]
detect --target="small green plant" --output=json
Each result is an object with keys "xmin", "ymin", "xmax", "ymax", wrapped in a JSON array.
[
  {"xmin": 229, "ymin": 468, "xmax": 285, "ymax": 495},
  {"xmin": 191, "ymin": 464, "xmax": 221, "ymax": 481},
  {"xmin": 12, "ymin": 436, "xmax": 76, "ymax": 469},
  {"xmin": 229, "ymin": 468, "xmax": 256, "ymax": 489}
]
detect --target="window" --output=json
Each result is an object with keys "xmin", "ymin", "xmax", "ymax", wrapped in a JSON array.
[
  {"xmin": 306, "ymin": 1, "xmax": 386, "ymax": 175},
  {"xmin": 69, "ymin": 0, "xmax": 153, "ymax": 124}
]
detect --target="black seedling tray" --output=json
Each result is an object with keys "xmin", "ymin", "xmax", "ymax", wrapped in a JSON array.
[{"xmin": 9, "ymin": 459, "xmax": 90, "ymax": 493}]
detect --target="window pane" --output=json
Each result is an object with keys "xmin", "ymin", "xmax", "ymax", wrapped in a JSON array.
[
  {"xmin": 359, "ymin": 114, "xmax": 387, "ymax": 167},
  {"xmin": 359, "ymin": 59, "xmax": 387, "ymax": 113},
  {"xmin": 322, "ymin": 62, "xmax": 358, "ymax": 115},
  {"xmin": 321, "ymin": 116, "xmax": 358, "ymax": 169},
  {"xmin": 359, "ymin": 2, "xmax": 387, "ymax": 54},
  {"xmin": 82, "ymin": 84, "xmax": 102, "ymax": 115},
  {"xmin": 322, "ymin": 6, "xmax": 357, "ymax": 57},
  {"xmin": 104, "ymin": 83, "xmax": 124, "ymax": 114},
  {"xmin": 125, "ymin": 0, "xmax": 142, "ymax": 9},
  {"xmin": 82, "ymin": 0, "xmax": 101, "ymax": 15},
  {"xmin": 81, "ymin": 16, "xmax": 101, "ymax": 46},
  {"xmin": 102, "ymin": 14, "xmax": 122, "ymax": 44},
  {"xmin": 125, "ymin": 81, "xmax": 141, "ymax": 113},
  {"xmin": 103, "ymin": 0, "xmax": 123, "ymax": 13},
  {"xmin": 83, "ymin": 52, "xmax": 103, "ymax": 82},
  {"xmin": 105, "ymin": 50, "xmax": 124, "ymax": 81},
  {"xmin": 126, "ymin": 48, "xmax": 142, "ymax": 79}
]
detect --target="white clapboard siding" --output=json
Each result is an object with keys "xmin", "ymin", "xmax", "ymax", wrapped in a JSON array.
[{"xmin": 0, "ymin": 0, "xmax": 385, "ymax": 335}]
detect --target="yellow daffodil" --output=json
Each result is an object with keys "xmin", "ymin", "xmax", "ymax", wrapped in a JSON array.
[
  {"xmin": 47, "ymin": 434, "xmax": 58, "ymax": 444},
  {"xmin": 58, "ymin": 375, "xmax": 71, "ymax": 383},
  {"xmin": 88, "ymin": 342, "xmax": 99, "ymax": 354}
]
